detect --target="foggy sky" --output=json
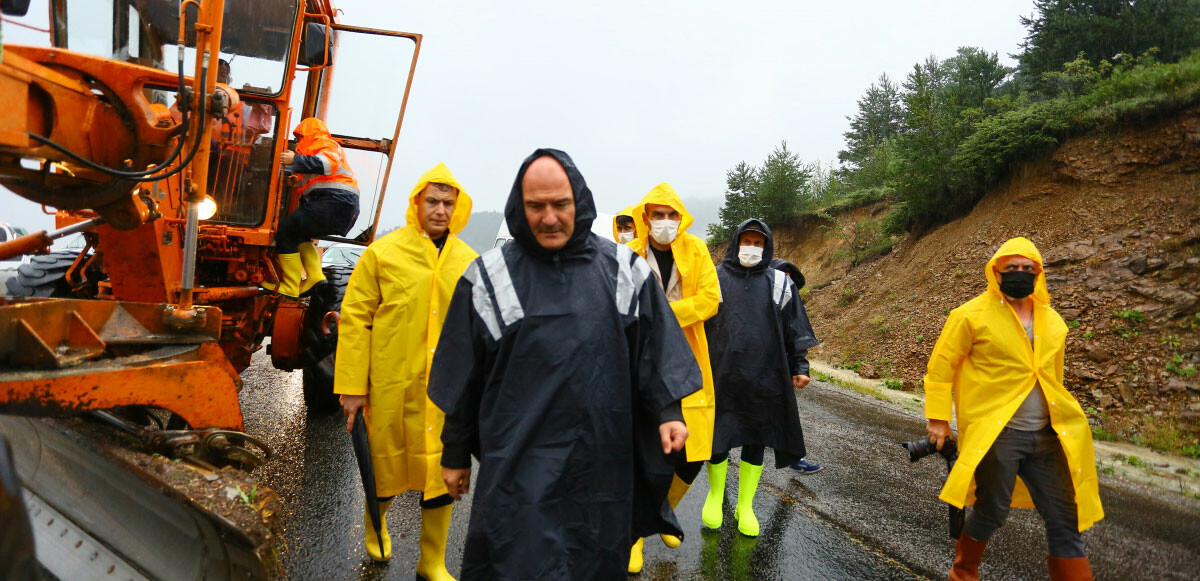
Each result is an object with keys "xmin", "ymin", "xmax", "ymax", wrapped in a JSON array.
[{"xmin": 2, "ymin": 0, "xmax": 1035, "ymax": 235}]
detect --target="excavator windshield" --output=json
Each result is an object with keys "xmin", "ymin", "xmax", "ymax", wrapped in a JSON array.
[{"xmin": 48, "ymin": 0, "xmax": 300, "ymax": 96}]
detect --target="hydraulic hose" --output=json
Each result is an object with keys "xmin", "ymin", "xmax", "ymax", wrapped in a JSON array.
[{"xmin": 25, "ymin": 2, "xmax": 206, "ymax": 183}]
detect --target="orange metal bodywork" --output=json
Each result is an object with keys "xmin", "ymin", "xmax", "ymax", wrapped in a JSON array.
[
  {"xmin": 0, "ymin": 298, "xmax": 241, "ymax": 428},
  {"xmin": 1, "ymin": 342, "xmax": 244, "ymax": 430},
  {"xmin": 0, "ymin": 0, "xmax": 422, "ymax": 432}
]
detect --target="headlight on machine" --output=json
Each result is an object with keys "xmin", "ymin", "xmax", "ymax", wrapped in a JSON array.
[{"xmin": 197, "ymin": 195, "xmax": 218, "ymax": 221}]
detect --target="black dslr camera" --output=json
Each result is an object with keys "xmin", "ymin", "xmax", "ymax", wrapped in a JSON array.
[
  {"xmin": 902, "ymin": 436, "xmax": 965, "ymax": 539},
  {"xmin": 902, "ymin": 437, "xmax": 958, "ymax": 466}
]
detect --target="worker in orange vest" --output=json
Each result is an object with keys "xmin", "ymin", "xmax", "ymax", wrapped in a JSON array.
[{"xmin": 271, "ymin": 118, "xmax": 360, "ymax": 298}]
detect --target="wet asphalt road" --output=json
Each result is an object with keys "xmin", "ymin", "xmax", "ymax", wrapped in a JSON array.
[{"xmin": 238, "ymin": 350, "xmax": 1200, "ymax": 580}]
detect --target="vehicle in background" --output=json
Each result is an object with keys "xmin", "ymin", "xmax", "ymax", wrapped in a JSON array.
[
  {"xmin": 0, "ymin": 223, "xmax": 32, "ymax": 291},
  {"xmin": 493, "ymin": 211, "xmax": 616, "ymax": 248},
  {"xmin": 320, "ymin": 242, "xmax": 362, "ymax": 268}
]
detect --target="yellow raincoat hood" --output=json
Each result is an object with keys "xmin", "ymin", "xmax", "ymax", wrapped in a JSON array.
[
  {"xmin": 984, "ymin": 237, "xmax": 1051, "ymax": 305},
  {"xmin": 612, "ymin": 205, "xmax": 643, "ymax": 242},
  {"xmin": 405, "ymin": 163, "xmax": 473, "ymax": 236},
  {"xmin": 334, "ymin": 164, "xmax": 478, "ymax": 499},
  {"xmin": 923, "ymin": 237, "xmax": 1103, "ymax": 531},
  {"xmin": 627, "ymin": 183, "xmax": 720, "ymax": 462},
  {"xmin": 632, "ymin": 183, "xmax": 695, "ymax": 235}
]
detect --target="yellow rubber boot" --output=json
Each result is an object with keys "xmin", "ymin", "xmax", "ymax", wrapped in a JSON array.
[
  {"xmin": 701, "ymin": 459, "xmax": 727, "ymax": 530},
  {"xmin": 660, "ymin": 474, "xmax": 690, "ymax": 548},
  {"xmin": 264, "ymin": 252, "xmax": 302, "ymax": 298},
  {"xmin": 627, "ymin": 537, "xmax": 644, "ymax": 574},
  {"xmin": 734, "ymin": 460, "xmax": 763, "ymax": 537},
  {"xmin": 364, "ymin": 497, "xmax": 393, "ymax": 562},
  {"xmin": 416, "ymin": 504, "xmax": 456, "ymax": 581},
  {"xmin": 297, "ymin": 241, "xmax": 326, "ymax": 295}
]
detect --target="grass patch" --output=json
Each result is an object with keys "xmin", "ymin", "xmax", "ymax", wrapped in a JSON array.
[
  {"xmin": 1124, "ymin": 455, "xmax": 1149, "ymax": 469},
  {"xmin": 836, "ymin": 287, "xmax": 860, "ymax": 307},
  {"xmin": 870, "ymin": 316, "xmax": 892, "ymax": 338},
  {"xmin": 1092, "ymin": 425, "xmax": 1118, "ymax": 442},
  {"xmin": 1166, "ymin": 355, "xmax": 1197, "ymax": 378}
]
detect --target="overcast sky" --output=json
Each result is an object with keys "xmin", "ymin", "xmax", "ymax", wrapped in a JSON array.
[{"xmin": 4, "ymin": 0, "xmax": 1036, "ymax": 235}]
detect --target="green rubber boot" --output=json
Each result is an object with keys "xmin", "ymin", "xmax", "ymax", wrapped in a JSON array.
[
  {"xmin": 735, "ymin": 460, "xmax": 763, "ymax": 537},
  {"xmin": 701, "ymin": 459, "xmax": 728, "ymax": 530}
]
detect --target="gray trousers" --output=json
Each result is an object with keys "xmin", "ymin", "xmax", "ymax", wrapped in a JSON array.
[{"xmin": 964, "ymin": 426, "xmax": 1086, "ymax": 558}]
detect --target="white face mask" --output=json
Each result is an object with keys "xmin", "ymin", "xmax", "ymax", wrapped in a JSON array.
[
  {"xmin": 738, "ymin": 245, "xmax": 763, "ymax": 267},
  {"xmin": 649, "ymin": 219, "xmax": 680, "ymax": 245},
  {"xmin": 617, "ymin": 231, "xmax": 635, "ymax": 244}
]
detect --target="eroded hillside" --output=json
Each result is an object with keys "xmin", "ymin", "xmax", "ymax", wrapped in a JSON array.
[{"xmin": 774, "ymin": 106, "xmax": 1200, "ymax": 452}]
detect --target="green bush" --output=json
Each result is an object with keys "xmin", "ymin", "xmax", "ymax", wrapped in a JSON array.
[{"xmin": 896, "ymin": 54, "xmax": 1200, "ymax": 232}]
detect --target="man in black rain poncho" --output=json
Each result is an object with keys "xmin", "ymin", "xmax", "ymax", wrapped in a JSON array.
[
  {"xmin": 428, "ymin": 149, "xmax": 701, "ymax": 579},
  {"xmin": 700, "ymin": 219, "xmax": 820, "ymax": 537}
]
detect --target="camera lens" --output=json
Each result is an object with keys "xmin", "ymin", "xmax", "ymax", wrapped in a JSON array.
[{"xmin": 901, "ymin": 439, "xmax": 938, "ymax": 462}]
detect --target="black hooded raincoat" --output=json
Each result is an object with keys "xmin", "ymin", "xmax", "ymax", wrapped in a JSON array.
[
  {"xmin": 706, "ymin": 219, "xmax": 820, "ymax": 468},
  {"xmin": 428, "ymin": 149, "xmax": 701, "ymax": 580}
]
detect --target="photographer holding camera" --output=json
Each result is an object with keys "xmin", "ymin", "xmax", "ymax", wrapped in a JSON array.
[{"xmin": 923, "ymin": 237, "xmax": 1102, "ymax": 581}]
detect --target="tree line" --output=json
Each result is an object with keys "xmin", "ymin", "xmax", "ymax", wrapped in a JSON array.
[{"xmin": 709, "ymin": 0, "xmax": 1200, "ymax": 245}]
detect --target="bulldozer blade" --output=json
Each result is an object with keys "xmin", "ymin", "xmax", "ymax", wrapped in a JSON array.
[{"xmin": 0, "ymin": 415, "xmax": 277, "ymax": 580}]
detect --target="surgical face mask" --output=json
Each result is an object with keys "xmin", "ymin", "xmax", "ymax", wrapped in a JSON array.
[
  {"xmin": 617, "ymin": 231, "xmax": 635, "ymax": 244},
  {"xmin": 738, "ymin": 245, "xmax": 763, "ymax": 267},
  {"xmin": 649, "ymin": 219, "xmax": 680, "ymax": 245},
  {"xmin": 999, "ymin": 271, "xmax": 1036, "ymax": 299}
]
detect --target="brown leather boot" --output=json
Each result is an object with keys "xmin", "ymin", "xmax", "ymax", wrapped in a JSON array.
[
  {"xmin": 1047, "ymin": 556, "xmax": 1093, "ymax": 581},
  {"xmin": 948, "ymin": 534, "xmax": 988, "ymax": 581}
]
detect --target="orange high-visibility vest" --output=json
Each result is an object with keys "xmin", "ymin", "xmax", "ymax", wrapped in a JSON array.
[{"xmin": 292, "ymin": 118, "xmax": 359, "ymax": 196}]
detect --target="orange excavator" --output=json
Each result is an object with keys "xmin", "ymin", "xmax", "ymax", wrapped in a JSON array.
[{"xmin": 0, "ymin": 0, "xmax": 420, "ymax": 577}]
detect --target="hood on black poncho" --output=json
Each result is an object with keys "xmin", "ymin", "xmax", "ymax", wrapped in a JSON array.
[
  {"xmin": 722, "ymin": 218, "xmax": 774, "ymax": 272},
  {"xmin": 503, "ymin": 148, "xmax": 598, "ymax": 260},
  {"xmin": 769, "ymin": 258, "xmax": 806, "ymax": 290}
]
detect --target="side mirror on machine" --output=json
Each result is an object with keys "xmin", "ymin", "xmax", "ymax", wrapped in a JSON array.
[
  {"xmin": 298, "ymin": 23, "xmax": 332, "ymax": 67},
  {"xmin": 1, "ymin": 0, "xmax": 31, "ymax": 16}
]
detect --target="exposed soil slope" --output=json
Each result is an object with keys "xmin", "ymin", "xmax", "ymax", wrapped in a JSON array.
[{"xmin": 776, "ymin": 106, "xmax": 1200, "ymax": 451}]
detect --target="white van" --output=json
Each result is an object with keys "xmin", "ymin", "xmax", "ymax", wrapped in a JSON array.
[{"xmin": 493, "ymin": 212, "xmax": 616, "ymax": 249}]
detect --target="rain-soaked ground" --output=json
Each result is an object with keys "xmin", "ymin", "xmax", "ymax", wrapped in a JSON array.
[{"xmin": 239, "ymin": 350, "xmax": 1200, "ymax": 580}]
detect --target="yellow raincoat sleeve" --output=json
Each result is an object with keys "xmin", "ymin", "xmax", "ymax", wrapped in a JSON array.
[
  {"xmin": 332, "ymin": 246, "xmax": 381, "ymax": 397},
  {"xmin": 923, "ymin": 308, "xmax": 974, "ymax": 422},
  {"xmin": 670, "ymin": 240, "xmax": 721, "ymax": 328}
]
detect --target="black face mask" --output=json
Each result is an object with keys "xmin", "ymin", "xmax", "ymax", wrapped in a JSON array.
[{"xmin": 999, "ymin": 271, "xmax": 1036, "ymax": 299}]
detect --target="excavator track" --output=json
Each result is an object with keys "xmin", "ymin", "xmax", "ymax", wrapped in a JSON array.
[{"xmin": 0, "ymin": 415, "xmax": 281, "ymax": 580}]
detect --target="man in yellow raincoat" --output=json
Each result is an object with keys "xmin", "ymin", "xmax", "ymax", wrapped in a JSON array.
[
  {"xmin": 625, "ymin": 183, "xmax": 720, "ymax": 573},
  {"xmin": 924, "ymin": 237, "xmax": 1102, "ymax": 581},
  {"xmin": 613, "ymin": 205, "xmax": 638, "ymax": 244},
  {"xmin": 334, "ymin": 164, "xmax": 476, "ymax": 579}
]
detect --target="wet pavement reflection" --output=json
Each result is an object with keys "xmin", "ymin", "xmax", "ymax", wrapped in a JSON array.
[{"xmin": 239, "ymin": 349, "xmax": 1200, "ymax": 580}]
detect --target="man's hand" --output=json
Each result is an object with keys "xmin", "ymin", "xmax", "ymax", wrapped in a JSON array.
[
  {"xmin": 280, "ymin": 150, "xmax": 295, "ymax": 165},
  {"xmin": 443, "ymin": 467, "xmax": 471, "ymax": 500},
  {"xmin": 926, "ymin": 419, "xmax": 953, "ymax": 451},
  {"xmin": 793, "ymin": 375, "xmax": 810, "ymax": 390},
  {"xmin": 659, "ymin": 420, "xmax": 688, "ymax": 454},
  {"xmin": 340, "ymin": 394, "xmax": 368, "ymax": 434}
]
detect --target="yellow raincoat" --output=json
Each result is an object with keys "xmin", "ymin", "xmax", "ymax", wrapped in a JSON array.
[
  {"xmin": 334, "ymin": 164, "xmax": 478, "ymax": 499},
  {"xmin": 612, "ymin": 205, "xmax": 644, "ymax": 241},
  {"xmin": 628, "ymin": 184, "xmax": 720, "ymax": 462},
  {"xmin": 924, "ymin": 237, "xmax": 1103, "ymax": 532}
]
